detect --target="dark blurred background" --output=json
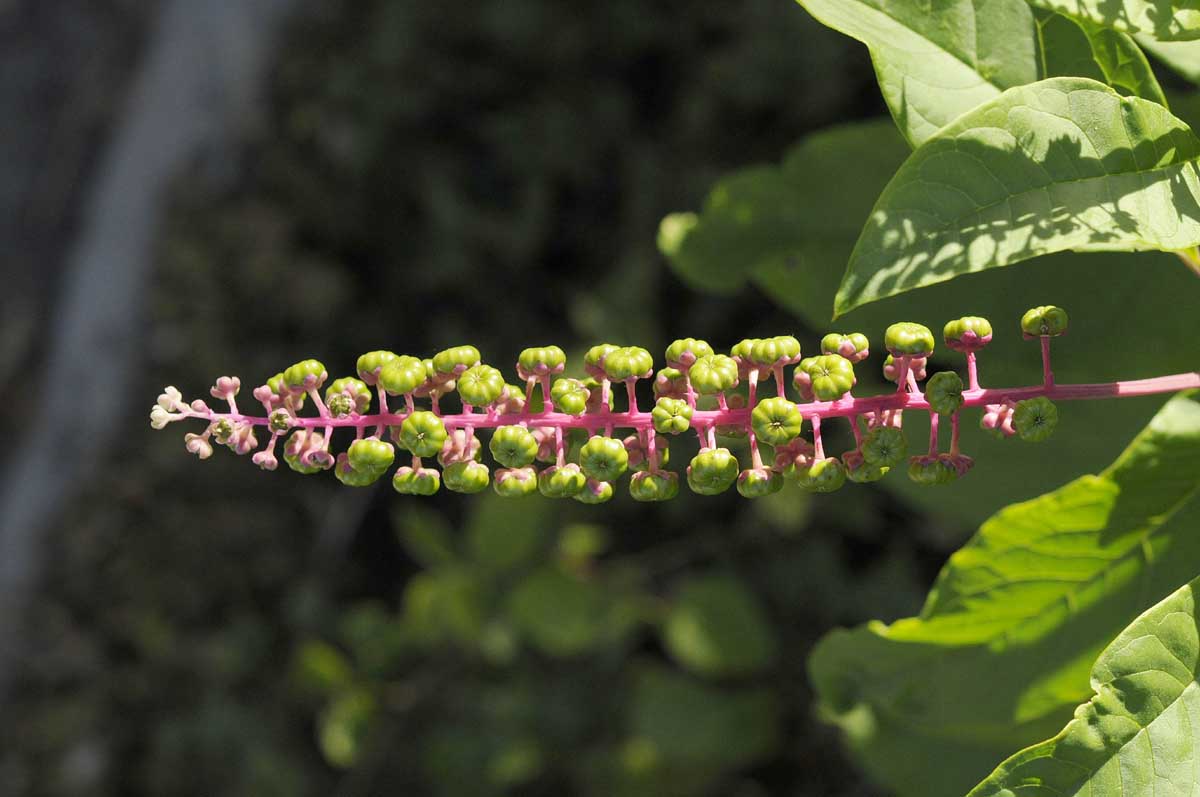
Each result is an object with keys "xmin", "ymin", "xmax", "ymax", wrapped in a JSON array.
[{"xmin": 0, "ymin": 2, "xmax": 962, "ymax": 794}]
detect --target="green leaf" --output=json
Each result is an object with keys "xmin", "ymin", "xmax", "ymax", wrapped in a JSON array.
[
  {"xmin": 967, "ymin": 571, "xmax": 1200, "ymax": 796},
  {"xmin": 1138, "ymin": 34, "xmax": 1200, "ymax": 84},
  {"xmin": 465, "ymin": 492, "xmax": 549, "ymax": 571},
  {"xmin": 506, "ymin": 566, "xmax": 614, "ymax": 657},
  {"xmin": 1036, "ymin": 11, "xmax": 1166, "ymax": 105},
  {"xmin": 794, "ymin": 0, "xmax": 1039, "ymax": 146},
  {"xmin": 661, "ymin": 572, "xmax": 778, "ymax": 677},
  {"xmin": 834, "ymin": 77, "xmax": 1200, "ymax": 317},
  {"xmin": 394, "ymin": 504, "xmax": 457, "ymax": 567},
  {"xmin": 810, "ymin": 391, "xmax": 1200, "ymax": 797},
  {"xmin": 1026, "ymin": 0, "xmax": 1200, "ymax": 41},
  {"xmin": 661, "ymin": 117, "xmax": 1200, "ymax": 526},
  {"xmin": 317, "ymin": 688, "xmax": 376, "ymax": 768}
]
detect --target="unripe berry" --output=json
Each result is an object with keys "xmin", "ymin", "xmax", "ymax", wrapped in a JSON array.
[
  {"xmin": 326, "ymin": 377, "xmax": 372, "ymax": 415},
  {"xmin": 943, "ymin": 316, "xmax": 993, "ymax": 353},
  {"xmin": 517, "ymin": 345, "xmax": 567, "ymax": 380},
  {"xmin": 456, "ymin": 364, "xmax": 504, "ymax": 407},
  {"xmin": 750, "ymin": 335, "xmax": 802, "ymax": 367},
  {"xmin": 884, "ymin": 323, "xmax": 935, "ymax": 358},
  {"xmin": 268, "ymin": 409, "xmax": 293, "ymax": 433},
  {"xmin": 584, "ymin": 344, "xmax": 619, "ymax": 379},
  {"xmin": 267, "ymin": 373, "xmax": 289, "ymax": 398},
  {"xmin": 751, "ymin": 396, "xmax": 803, "ymax": 445},
  {"xmin": 665, "ymin": 338, "xmax": 714, "ymax": 370},
  {"xmin": 791, "ymin": 457, "xmax": 847, "ymax": 492},
  {"xmin": 438, "ymin": 429, "xmax": 482, "ymax": 466},
  {"xmin": 379, "ymin": 355, "xmax": 427, "ymax": 396},
  {"xmin": 493, "ymin": 383, "xmax": 527, "ymax": 415},
  {"xmin": 798, "ymin": 354, "xmax": 856, "ymax": 401},
  {"xmin": 1021, "ymin": 306, "xmax": 1069, "ymax": 338},
  {"xmin": 736, "ymin": 467, "xmax": 783, "ymax": 498},
  {"xmin": 538, "ymin": 463, "xmax": 587, "ymax": 498},
  {"xmin": 687, "ymin": 447, "xmax": 739, "ymax": 495},
  {"xmin": 603, "ymin": 346, "xmax": 654, "ymax": 381},
  {"xmin": 392, "ymin": 466, "xmax": 441, "ymax": 496},
  {"xmin": 820, "ymin": 332, "xmax": 870, "ymax": 363},
  {"xmin": 494, "ymin": 466, "xmax": 538, "ymax": 497},
  {"xmin": 348, "ymin": 436, "xmax": 395, "ymax": 473},
  {"xmin": 443, "ymin": 460, "xmax": 490, "ymax": 493},
  {"xmin": 883, "ymin": 354, "xmax": 927, "ymax": 383},
  {"xmin": 326, "ymin": 393, "xmax": 355, "ymax": 418},
  {"xmin": 689, "ymin": 354, "xmax": 739, "ymax": 394},
  {"xmin": 1013, "ymin": 396, "xmax": 1058, "ymax": 441},
  {"xmin": 580, "ymin": 435, "xmax": 630, "ymax": 481},
  {"xmin": 399, "ymin": 411, "xmax": 448, "ymax": 458},
  {"xmin": 574, "ymin": 478, "xmax": 614, "ymax": 504},
  {"xmin": 431, "ymin": 346, "xmax": 481, "ymax": 380},
  {"xmin": 550, "ymin": 378, "xmax": 590, "ymax": 415},
  {"xmin": 861, "ymin": 426, "xmax": 907, "ymax": 467},
  {"xmin": 283, "ymin": 359, "xmax": 328, "ymax": 393},
  {"xmin": 652, "ymin": 397, "xmax": 693, "ymax": 434},
  {"xmin": 653, "ymin": 368, "xmax": 688, "ymax": 401},
  {"xmin": 489, "ymin": 425, "xmax": 539, "ymax": 468},
  {"xmin": 843, "ymin": 450, "xmax": 888, "ymax": 483},
  {"xmin": 623, "ymin": 435, "xmax": 670, "ymax": 470},
  {"xmin": 925, "ymin": 371, "xmax": 965, "ymax": 415},
  {"xmin": 356, "ymin": 350, "xmax": 398, "ymax": 385},
  {"xmin": 729, "ymin": 338, "xmax": 761, "ymax": 377},
  {"xmin": 629, "ymin": 470, "xmax": 679, "ymax": 502},
  {"xmin": 335, "ymin": 453, "xmax": 386, "ymax": 487},
  {"xmin": 907, "ymin": 454, "xmax": 956, "ymax": 485}
]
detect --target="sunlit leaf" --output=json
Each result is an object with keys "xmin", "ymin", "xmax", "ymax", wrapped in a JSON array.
[{"xmin": 1026, "ymin": 0, "xmax": 1200, "ymax": 41}]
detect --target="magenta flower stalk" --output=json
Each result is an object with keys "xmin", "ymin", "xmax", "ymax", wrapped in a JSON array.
[{"xmin": 150, "ymin": 307, "xmax": 1200, "ymax": 501}]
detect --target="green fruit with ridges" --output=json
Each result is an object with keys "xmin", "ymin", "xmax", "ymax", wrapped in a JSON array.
[
  {"xmin": 443, "ymin": 461, "xmax": 490, "ymax": 493},
  {"xmin": 736, "ymin": 467, "xmax": 782, "ymax": 498},
  {"xmin": 861, "ymin": 426, "xmax": 907, "ymax": 467},
  {"xmin": 943, "ymin": 316, "xmax": 993, "ymax": 352},
  {"xmin": 1020, "ymin": 306, "xmax": 1068, "ymax": 337},
  {"xmin": 687, "ymin": 448, "xmax": 739, "ymax": 495},
  {"xmin": 629, "ymin": 470, "xmax": 679, "ymax": 502},
  {"xmin": 392, "ymin": 466, "xmax": 440, "ymax": 495},
  {"xmin": 283, "ymin": 359, "xmax": 327, "ymax": 392},
  {"xmin": 550, "ymin": 378, "xmax": 590, "ymax": 415},
  {"xmin": 347, "ymin": 436, "xmax": 395, "ymax": 473},
  {"xmin": 799, "ymin": 354, "xmax": 856, "ymax": 401},
  {"xmin": 652, "ymin": 397, "xmax": 693, "ymax": 434},
  {"xmin": 335, "ymin": 453, "xmax": 385, "ymax": 487},
  {"xmin": 749, "ymin": 335, "xmax": 801, "ymax": 366},
  {"xmin": 820, "ymin": 332, "xmax": 870, "ymax": 362},
  {"xmin": 457, "ymin": 364, "xmax": 505, "ymax": 406},
  {"xmin": 489, "ymin": 425, "xmax": 539, "ymax": 468},
  {"xmin": 884, "ymin": 323, "xmax": 935, "ymax": 358},
  {"xmin": 356, "ymin": 351, "xmax": 398, "ymax": 385},
  {"xmin": 580, "ymin": 435, "xmax": 629, "ymax": 481},
  {"xmin": 792, "ymin": 457, "xmax": 846, "ymax": 492},
  {"xmin": 431, "ymin": 345, "xmax": 481, "ymax": 377},
  {"xmin": 751, "ymin": 397, "xmax": 803, "ymax": 445},
  {"xmin": 379, "ymin": 355, "xmax": 427, "ymax": 395},
  {"xmin": 538, "ymin": 463, "xmax": 587, "ymax": 498},
  {"xmin": 907, "ymin": 455, "xmax": 956, "ymax": 485},
  {"xmin": 517, "ymin": 345, "xmax": 566, "ymax": 376},
  {"xmin": 399, "ymin": 411, "xmax": 447, "ymax": 458},
  {"xmin": 574, "ymin": 478, "xmax": 614, "ymax": 504},
  {"xmin": 583, "ymin": 344, "xmax": 619, "ymax": 378},
  {"xmin": 664, "ymin": 338, "xmax": 713, "ymax": 369},
  {"xmin": 844, "ymin": 451, "xmax": 888, "ymax": 483},
  {"xmin": 688, "ymin": 354, "xmax": 739, "ymax": 394},
  {"xmin": 603, "ymin": 347, "xmax": 654, "ymax": 381},
  {"xmin": 925, "ymin": 371, "xmax": 965, "ymax": 415},
  {"xmin": 493, "ymin": 467, "xmax": 538, "ymax": 497},
  {"xmin": 1013, "ymin": 396, "xmax": 1058, "ymax": 442}
]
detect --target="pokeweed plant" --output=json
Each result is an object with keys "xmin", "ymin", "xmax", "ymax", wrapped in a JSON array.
[{"xmin": 150, "ymin": 307, "xmax": 1200, "ymax": 503}]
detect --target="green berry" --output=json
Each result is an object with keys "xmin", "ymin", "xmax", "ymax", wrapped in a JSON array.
[
  {"xmin": 1013, "ymin": 396, "xmax": 1058, "ymax": 442},
  {"xmin": 736, "ymin": 468, "xmax": 783, "ymax": 498},
  {"xmin": 791, "ymin": 457, "xmax": 847, "ymax": 492},
  {"xmin": 799, "ymin": 354, "xmax": 856, "ymax": 401},
  {"xmin": 283, "ymin": 359, "xmax": 328, "ymax": 393},
  {"xmin": 538, "ymin": 463, "xmax": 587, "ymax": 498},
  {"xmin": 654, "ymin": 367, "xmax": 688, "ymax": 400},
  {"xmin": 550, "ymin": 378, "xmax": 590, "ymax": 415},
  {"xmin": 652, "ymin": 397, "xmax": 693, "ymax": 434},
  {"xmin": 750, "ymin": 335, "xmax": 801, "ymax": 367},
  {"xmin": 884, "ymin": 323, "xmax": 935, "ymax": 358},
  {"xmin": 843, "ymin": 451, "xmax": 888, "ymax": 483},
  {"xmin": 347, "ymin": 436, "xmax": 395, "ymax": 473},
  {"xmin": 326, "ymin": 393, "xmax": 353, "ymax": 418},
  {"xmin": 392, "ymin": 466, "xmax": 441, "ymax": 496},
  {"xmin": 574, "ymin": 478, "xmax": 614, "ymax": 504},
  {"xmin": 603, "ymin": 346, "xmax": 654, "ymax": 381},
  {"xmin": 379, "ymin": 355, "xmax": 427, "ymax": 396},
  {"xmin": 335, "ymin": 453, "xmax": 386, "ymax": 487},
  {"xmin": 356, "ymin": 351, "xmax": 398, "ymax": 385},
  {"xmin": 267, "ymin": 373, "xmax": 288, "ymax": 397},
  {"xmin": 1020, "ymin": 306, "xmax": 1069, "ymax": 337},
  {"xmin": 751, "ymin": 397, "xmax": 803, "ymax": 445},
  {"xmin": 458, "ymin": 364, "xmax": 505, "ymax": 407},
  {"xmin": 861, "ymin": 426, "xmax": 907, "ymax": 467},
  {"xmin": 431, "ymin": 345, "xmax": 481, "ymax": 378},
  {"xmin": 399, "ymin": 411, "xmax": 448, "ymax": 458},
  {"xmin": 943, "ymin": 316, "xmax": 993, "ymax": 352},
  {"xmin": 517, "ymin": 345, "xmax": 567, "ymax": 377},
  {"xmin": 326, "ymin": 377, "xmax": 372, "ymax": 415},
  {"xmin": 688, "ymin": 354, "xmax": 739, "ymax": 394},
  {"xmin": 820, "ymin": 332, "xmax": 870, "ymax": 362},
  {"xmin": 925, "ymin": 371, "xmax": 965, "ymax": 415},
  {"xmin": 443, "ymin": 461, "xmax": 490, "ymax": 493},
  {"xmin": 730, "ymin": 338, "xmax": 760, "ymax": 361},
  {"xmin": 489, "ymin": 425, "xmax": 539, "ymax": 468},
  {"xmin": 629, "ymin": 470, "xmax": 679, "ymax": 502},
  {"xmin": 664, "ymin": 338, "xmax": 714, "ymax": 369},
  {"xmin": 687, "ymin": 448, "xmax": 739, "ymax": 495},
  {"xmin": 584, "ymin": 344, "xmax": 619, "ymax": 378},
  {"xmin": 907, "ymin": 455, "xmax": 956, "ymax": 485},
  {"xmin": 580, "ymin": 435, "xmax": 629, "ymax": 481},
  {"xmin": 493, "ymin": 466, "xmax": 538, "ymax": 497}
]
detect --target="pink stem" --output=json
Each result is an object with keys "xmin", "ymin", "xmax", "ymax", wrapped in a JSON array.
[
  {"xmin": 524, "ymin": 380, "xmax": 536, "ymax": 414},
  {"xmin": 966, "ymin": 352, "xmax": 980, "ymax": 391},
  {"xmin": 625, "ymin": 379, "xmax": 638, "ymax": 413},
  {"xmin": 706, "ymin": 425, "xmax": 716, "ymax": 450},
  {"xmin": 1041, "ymin": 336, "xmax": 1054, "ymax": 388},
  {"xmin": 773, "ymin": 364, "xmax": 785, "ymax": 397},
  {"xmin": 812, "ymin": 415, "xmax": 824, "ymax": 459},
  {"xmin": 555, "ymin": 425, "xmax": 565, "ymax": 468},
  {"xmin": 950, "ymin": 412, "xmax": 961, "ymax": 456},
  {"xmin": 896, "ymin": 357, "xmax": 910, "ymax": 394},
  {"xmin": 375, "ymin": 385, "xmax": 390, "ymax": 437},
  {"xmin": 748, "ymin": 370, "xmax": 758, "ymax": 407},
  {"xmin": 684, "ymin": 375, "xmax": 696, "ymax": 410},
  {"xmin": 928, "ymin": 412, "xmax": 939, "ymax": 456},
  {"xmin": 405, "ymin": 393, "xmax": 415, "ymax": 414},
  {"xmin": 541, "ymin": 375, "xmax": 554, "ymax": 411},
  {"xmin": 850, "ymin": 415, "xmax": 862, "ymax": 446},
  {"xmin": 906, "ymin": 369, "xmax": 922, "ymax": 396},
  {"xmin": 717, "ymin": 392, "xmax": 728, "ymax": 412},
  {"xmin": 647, "ymin": 429, "xmax": 659, "ymax": 472},
  {"xmin": 749, "ymin": 431, "xmax": 764, "ymax": 470},
  {"xmin": 601, "ymin": 378, "xmax": 612, "ymax": 412}
]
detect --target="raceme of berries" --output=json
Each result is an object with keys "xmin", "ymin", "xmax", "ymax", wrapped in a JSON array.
[{"xmin": 151, "ymin": 308, "xmax": 1200, "ymax": 500}]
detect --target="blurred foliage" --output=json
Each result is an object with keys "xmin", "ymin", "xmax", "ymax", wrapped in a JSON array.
[{"xmin": 0, "ymin": 0, "xmax": 966, "ymax": 795}]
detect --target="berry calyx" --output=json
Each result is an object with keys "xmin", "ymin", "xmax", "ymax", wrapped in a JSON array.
[
  {"xmin": 580, "ymin": 435, "xmax": 630, "ymax": 481},
  {"xmin": 399, "ymin": 411, "xmax": 448, "ymax": 458},
  {"xmin": 751, "ymin": 397, "xmax": 803, "ymax": 445},
  {"xmin": 652, "ymin": 397, "xmax": 693, "ymax": 434},
  {"xmin": 1013, "ymin": 396, "xmax": 1058, "ymax": 441},
  {"xmin": 457, "ymin": 364, "xmax": 505, "ymax": 407}
]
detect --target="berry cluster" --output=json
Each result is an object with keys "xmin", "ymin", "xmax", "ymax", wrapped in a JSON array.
[{"xmin": 150, "ymin": 306, "xmax": 1200, "ymax": 501}]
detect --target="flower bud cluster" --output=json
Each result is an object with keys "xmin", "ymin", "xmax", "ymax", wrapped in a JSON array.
[{"xmin": 150, "ymin": 306, "xmax": 1200, "ymax": 499}]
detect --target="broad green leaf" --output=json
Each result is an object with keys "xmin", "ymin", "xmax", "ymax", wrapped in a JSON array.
[
  {"xmin": 967, "ymin": 571, "xmax": 1200, "ymax": 796},
  {"xmin": 809, "ymin": 391, "xmax": 1200, "ymax": 797},
  {"xmin": 661, "ymin": 118, "xmax": 1200, "ymax": 526},
  {"xmin": 506, "ymin": 566, "xmax": 613, "ymax": 656},
  {"xmin": 1036, "ymin": 11, "xmax": 1166, "ymax": 105},
  {"xmin": 794, "ymin": 0, "xmax": 1039, "ymax": 146},
  {"xmin": 661, "ymin": 572, "xmax": 778, "ymax": 677},
  {"xmin": 1027, "ymin": 0, "xmax": 1200, "ymax": 41},
  {"xmin": 834, "ymin": 77, "xmax": 1200, "ymax": 317},
  {"xmin": 466, "ymin": 492, "xmax": 549, "ymax": 571},
  {"xmin": 1138, "ymin": 34, "xmax": 1200, "ymax": 83},
  {"xmin": 394, "ymin": 503, "xmax": 457, "ymax": 567}
]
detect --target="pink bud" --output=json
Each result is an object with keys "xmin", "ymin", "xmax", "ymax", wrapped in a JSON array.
[
  {"xmin": 253, "ymin": 385, "xmax": 275, "ymax": 404},
  {"xmin": 210, "ymin": 376, "xmax": 241, "ymax": 399},
  {"xmin": 252, "ymin": 450, "xmax": 278, "ymax": 471},
  {"xmin": 190, "ymin": 399, "xmax": 211, "ymax": 413}
]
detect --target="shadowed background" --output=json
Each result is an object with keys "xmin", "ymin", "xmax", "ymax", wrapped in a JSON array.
[{"xmin": 0, "ymin": 2, "xmax": 965, "ymax": 794}]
